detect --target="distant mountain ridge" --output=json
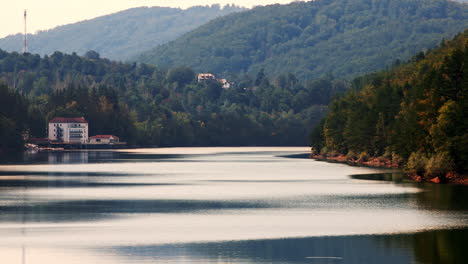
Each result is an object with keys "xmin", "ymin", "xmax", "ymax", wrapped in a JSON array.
[
  {"xmin": 136, "ymin": 0, "xmax": 468, "ymax": 80},
  {"xmin": 0, "ymin": 5, "xmax": 244, "ymax": 60}
]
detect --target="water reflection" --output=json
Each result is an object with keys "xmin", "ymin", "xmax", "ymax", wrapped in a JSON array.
[
  {"xmin": 0, "ymin": 178, "xmax": 177, "ymax": 188},
  {"xmin": 0, "ymin": 148, "xmax": 467, "ymax": 264},
  {"xmin": 3, "ymin": 230, "xmax": 465, "ymax": 264},
  {"xmin": 99, "ymin": 229, "xmax": 468, "ymax": 264},
  {"xmin": 5, "ymin": 149, "xmax": 309, "ymax": 165},
  {"xmin": 0, "ymin": 199, "xmax": 270, "ymax": 222},
  {"xmin": 0, "ymin": 171, "xmax": 139, "ymax": 177},
  {"xmin": 351, "ymin": 172, "xmax": 406, "ymax": 183},
  {"xmin": 351, "ymin": 173, "xmax": 468, "ymax": 211},
  {"xmin": 4, "ymin": 150, "xmax": 188, "ymax": 165},
  {"xmin": 411, "ymin": 229, "xmax": 468, "ymax": 264}
]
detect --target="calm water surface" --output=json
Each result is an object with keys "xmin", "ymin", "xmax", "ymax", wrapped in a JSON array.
[{"xmin": 0, "ymin": 147, "xmax": 467, "ymax": 264}]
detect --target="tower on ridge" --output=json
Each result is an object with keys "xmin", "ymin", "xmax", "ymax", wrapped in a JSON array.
[{"xmin": 23, "ymin": 10, "xmax": 28, "ymax": 53}]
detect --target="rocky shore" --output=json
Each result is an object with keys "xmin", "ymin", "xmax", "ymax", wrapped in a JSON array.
[
  {"xmin": 310, "ymin": 153, "xmax": 467, "ymax": 185},
  {"xmin": 310, "ymin": 153, "xmax": 399, "ymax": 168}
]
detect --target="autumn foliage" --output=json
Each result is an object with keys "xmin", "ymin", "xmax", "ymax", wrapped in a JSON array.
[{"xmin": 311, "ymin": 29, "xmax": 468, "ymax": 177}]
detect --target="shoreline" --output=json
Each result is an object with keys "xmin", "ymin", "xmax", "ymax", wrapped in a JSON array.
[
  {"xmin": 310, "ymin": 153, "xmax": 399, "ymax": 169},
  {"xmin": 310, "ymin": 153, "xmax": 468, "ymax": 185}
]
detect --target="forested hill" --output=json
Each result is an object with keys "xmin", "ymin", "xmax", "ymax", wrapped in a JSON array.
[
  {"xmin": 0, "ymin": 5, "xmax": 244, "ymax": 60},
  {"xmin": 310, "ymin": 29, "xmax": 468, "ymax": 180},
  {"xmin": 0, "ymin": 49, "xmax": 346, "ymax": 149},
  {"xmin": 137, "ymin": 0, "xmax": 468, "ymax": 80}
]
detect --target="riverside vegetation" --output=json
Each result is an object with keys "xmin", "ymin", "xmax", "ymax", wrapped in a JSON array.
[
  {"xmin": 0, "ymin": 49, "xmax": 345, "ymax": 153},
  {"xmin": 310, "ymin": 30, "xmax": 468, "ymax": 183}
]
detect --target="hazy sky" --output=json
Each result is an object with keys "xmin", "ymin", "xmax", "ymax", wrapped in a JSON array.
[{"xmin": 0, "ymin": 1, "xmax": 297, "ymax": 38}]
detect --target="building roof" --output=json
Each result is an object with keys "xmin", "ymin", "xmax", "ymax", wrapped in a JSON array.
[
  {"xmin": 49, "ymin": 117, "xmax": 88, "ymax": 123},
  {"xmin": 90, "ymin": 135, "xmax": 119, "ymax": 139},
  {"xmin": 198, "ymin": 73, "xmax": 216, "ymax": 79}
]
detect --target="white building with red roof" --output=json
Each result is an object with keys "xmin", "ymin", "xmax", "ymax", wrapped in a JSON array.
[{"xmin": 48, "ymin": 117, "xmax": 88, "ymax": 143}]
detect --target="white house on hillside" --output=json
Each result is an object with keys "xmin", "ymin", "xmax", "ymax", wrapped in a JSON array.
[
  {"xmin": 48, "ymin": 117, "xmax": 88, "ymax": 143},
  {"xmin": 218, "ymin": 78, "xmax": 231, "ymax": 89},
  {"xmin": 197, "ymin": 73, "xmax": 216, "ymax": 82},
  {"xmin": 197, "ymin": 73, "xmax": 231, "ymax": 89}
]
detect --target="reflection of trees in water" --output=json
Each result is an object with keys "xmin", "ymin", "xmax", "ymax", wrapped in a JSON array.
[
  {"xmin": 415, "ymin": 184, "xmax": 468, "ymax": 211},
  {"xmin": 115, "ymin": 235, "xmax": 419, "ymax": 264},
  {"xmin": 412, "ymin": 184, "xmax": 468, "ymax": 262},
  {"xmin": 412, "ymin": 229, "xmax": 467, "ymax": 264},
  {"xmin": 354, "ymin": 172, "xmax": 468, "ymax": 263},
  {"xmin": 350, "ymin": 172, "xmax": 405, "ymax": 183},
  {"xmin": 352, "ymin": 172, "xmax": 468, "ymax": 211},
  {"xmin": 113, "ymin": 231, "xmax": 468, "ymax": 264},
  {"xmin": 376, "ymin": 230, "xmax": 468, "ymax": 264},
  {"xmin": 12, "ymin": 151, "xmax": 184, "ymax": 165},
  {"xmin": 48, "ymin": 152, "xmax": 89, "ymax": 164}
]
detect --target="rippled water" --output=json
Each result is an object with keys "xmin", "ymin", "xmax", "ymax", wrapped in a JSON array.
[{"xmin": 0, "ymin": 147, "xmax": 467, "ymax": 264}]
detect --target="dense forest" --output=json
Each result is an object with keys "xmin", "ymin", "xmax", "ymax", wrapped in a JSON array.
[
  {"xmin": 0, "ymin": 5, "xmax": 244, "ymax": 60},
  {"xmin": 138, "ymin": 0, "xmax": 468, "ymax": 80},
  {"xmin": 2, "ymin": 0, "xmax": 467, "ymax": 164},
  {"xmin": 0, "ymin": 49, "xmax": 345, "ymax": 152},
  {"xmin": 0, "ymin": 84, "xmax": 34, "ymax": 155},
  {"xmin": 310, "ymin": 29, "xmax": 468, "ymax": 179}
]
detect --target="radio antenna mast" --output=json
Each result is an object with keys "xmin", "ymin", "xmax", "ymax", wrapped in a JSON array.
[{"xmin": 23, "ymin": 10, "xmax": 28, "ymax": 53}]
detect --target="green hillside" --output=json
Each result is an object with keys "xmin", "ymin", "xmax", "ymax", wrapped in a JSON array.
[
  {"xmin": 311, "ymin": 29, "xmax": 468, "ymax": 179},
  {"xmin": 137, "ymin": 0, "xmax": 468, "ymax": 80},
  {"xmin": 0, "ymin": 48, "xmax": 345, "ymax": 147},
  {"xmin": 0, "ymin": 84, "xmax": 34, "ymax": 155},
  {"xmin": 0, "ymin": 5, "xmax": 244, "ymax": 60}
]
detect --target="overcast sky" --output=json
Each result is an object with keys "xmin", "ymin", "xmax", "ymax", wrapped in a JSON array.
[{"xmin": 0, "ymin": 1, "xmax": 298, "ymax": 38}]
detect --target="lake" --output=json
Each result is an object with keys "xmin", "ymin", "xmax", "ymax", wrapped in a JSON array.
[{"xmin": 0, "ymin": 147, "xmax": 467, "ymax": 264}]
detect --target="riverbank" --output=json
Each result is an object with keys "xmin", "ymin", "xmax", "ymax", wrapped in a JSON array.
[
  {"xmin": 310, "ymin": 153, "xmax": 399, "ymax": 168},
  {"xmin": 310, "ymin": 153, "xmax": 468, "ymax": 185}
]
